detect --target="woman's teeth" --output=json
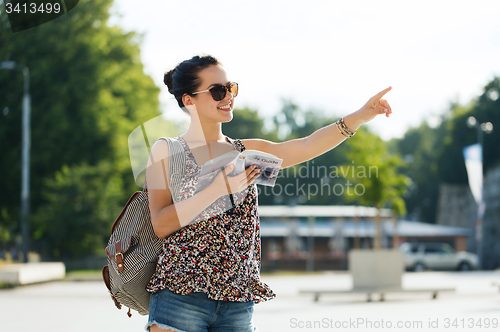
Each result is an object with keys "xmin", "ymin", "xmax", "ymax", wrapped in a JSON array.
[{"xmin": 218, "ymin": 104, "xmax": 231, "ymax": 110}]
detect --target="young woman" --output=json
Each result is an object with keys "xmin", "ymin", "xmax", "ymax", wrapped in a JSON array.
[{"xmin": 145, "ymin": 55, "xmax": 392, "ymax": 332}]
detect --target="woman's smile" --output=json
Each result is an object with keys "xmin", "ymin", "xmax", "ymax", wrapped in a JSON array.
[{"xmin": 217, "ymin": 103, "xmax": 232, "ymax": 111}]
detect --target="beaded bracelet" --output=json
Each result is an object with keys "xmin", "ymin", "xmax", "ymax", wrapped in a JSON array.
[
  {"xmin": 335, "ymin": 117, "xmax": 356, "ymax": 138},
  {"xmin": 335, "ymin": 121, "xmax": 349, "ymax": 137}
]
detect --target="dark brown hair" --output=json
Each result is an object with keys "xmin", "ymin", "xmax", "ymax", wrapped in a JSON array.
[{"xmin": 164, "ymin": 55, "xmax": 221, "ymax": 111}]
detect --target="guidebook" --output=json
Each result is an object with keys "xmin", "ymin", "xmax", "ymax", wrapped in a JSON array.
[{"xmin": 195, "ymin": 150, "xmax": 283, "ymax": 193}]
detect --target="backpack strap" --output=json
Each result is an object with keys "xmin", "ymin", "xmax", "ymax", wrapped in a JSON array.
[
  {"xmin": 162, "ymin": 137, "xmax": 186, "ymax": 203},
  {"xmin": 142, "ymin": 137, "xmax": 186, "ymax": 203}
]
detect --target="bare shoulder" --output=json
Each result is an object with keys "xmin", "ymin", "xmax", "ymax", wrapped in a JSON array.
[
  {"xmin": 146, "ymin": 138, "xmax": 173, "ymax": 192},
  {"xmin": 148, "ymin": 138, "xmax": 171, "ymax": 166}
]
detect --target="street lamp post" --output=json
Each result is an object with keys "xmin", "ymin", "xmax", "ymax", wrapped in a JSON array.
[
  {"xmin": 466, "ymin": 116, "xmax": 493, "ymax": 269},
  {"xmin": 1, "ymin": 61, "xmax": 31, "ymax": 263}
]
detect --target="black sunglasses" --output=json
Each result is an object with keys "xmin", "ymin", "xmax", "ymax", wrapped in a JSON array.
[{"xmin": 191, "ymin": 82, "xmax": 238, "ymax": 101}]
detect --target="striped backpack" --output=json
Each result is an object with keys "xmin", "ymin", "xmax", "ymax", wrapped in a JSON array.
[{"xmin": 102, "ymin": 137, "xmax": 186, "ymax": 317}]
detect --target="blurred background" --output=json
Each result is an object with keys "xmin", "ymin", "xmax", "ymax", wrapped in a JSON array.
[
  {"xmin": 1, "ymin": 3, "xmax": 500, "ymax": 330},
  {"xmin": 1, "ymin": 0, "xmax": 499, "ymax": 272}
]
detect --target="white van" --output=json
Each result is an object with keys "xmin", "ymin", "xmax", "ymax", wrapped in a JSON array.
[{"xmin": 399, "ymin": 242, "xmax": 479, "ymax": 272}]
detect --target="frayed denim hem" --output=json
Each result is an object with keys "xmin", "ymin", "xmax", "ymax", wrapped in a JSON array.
[{"xmin": 145, "ymin": 320, "xmax": 186, "ymax": 332}]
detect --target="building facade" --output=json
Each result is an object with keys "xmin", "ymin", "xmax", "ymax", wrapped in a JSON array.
[{"xmin": 259, "ymin": 205, "xmax": 471, "ymax": 271}]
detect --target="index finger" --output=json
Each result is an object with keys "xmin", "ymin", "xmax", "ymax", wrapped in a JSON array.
[{"xmin": 373, "ymin": 86, "xmax": 392, "ymax": 100}]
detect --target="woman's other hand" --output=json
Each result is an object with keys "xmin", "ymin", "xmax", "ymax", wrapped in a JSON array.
[{"xmin": 209, "ymin": 164, "xmax": 261, "ymax": 198}]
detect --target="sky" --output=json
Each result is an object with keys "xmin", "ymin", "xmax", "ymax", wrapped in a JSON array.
[{"xmin": 108, "ymin": 0, "xmax": 500, "ymax": 141}]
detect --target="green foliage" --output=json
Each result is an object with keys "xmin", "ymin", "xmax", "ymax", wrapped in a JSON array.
[
  {"xmin": 340, "ymin": 128, "xmax": 410, "ymax": 216},
  {"xmin": 233, "ymin": 99, "xmax": 410, "ymax": 210},
  {"xmin": 0, "ymin": 281, "xmax": 16, "ymax": 289},
  {"xmin": 264, "ymin": 102, "xmax": 352, "ymax": 206},
  {"xmin": 435, "ymin": 104, "xmax": 475, "ymax": 184},
  {"xmin": 0, "ymin": 222, "xmax": 10, "ymax": 247},
  {"xmin": 0, "ymin": 0, "xmax": 162, "ymax": 258},
  {"xmin": 436, "ymin": 77, "xmax": 500, "ymax": 183},
  {"xmin": 222, "ymin": 107, "xmax": 276, "ymax": 141},
  {"xmin": 130, "ymin": 115, "xmax": 184, "ymax": 188},
  {"xmin": 2, "ymin": 0, "xmax": 496, "ymax": 258},
  {"xmin": 468, "ymin": 77, "xmax": 500, "ymax": 169},
  {"xmin": 391, "ymin": 76, "xmax": 500, "ymax": 223},
  {"xmin": 272, "ymin": 99, "xmax": 303, "ymax": 140},
  {"xmin": 391, "ymin": 121, "xmax": 445, "ymax": 222},
  {"xmin": 32, "ymin": 161, "xmax": 123, "ymax": 258}
]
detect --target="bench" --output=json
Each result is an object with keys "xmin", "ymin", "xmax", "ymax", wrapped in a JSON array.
[
  {"xmin": 0, "ymin": 262, "xmax": 65, "ymax": 286},
  {"xmin": 300, "ymin": 250, "xmax": 454, "ymax": 302},
  {"xmin": 300, "ymin": 285, "xmax": 455, "ymax": 302}
]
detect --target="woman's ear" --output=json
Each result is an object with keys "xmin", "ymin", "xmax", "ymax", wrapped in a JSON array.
[{"xmin": 182, "ymin": 93, "xmax": 194, "ymax": 106}]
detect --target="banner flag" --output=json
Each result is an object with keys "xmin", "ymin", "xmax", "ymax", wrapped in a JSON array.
[{"xmin": 463, "ymin": 143, "xmax": 485, "ymax": 218}]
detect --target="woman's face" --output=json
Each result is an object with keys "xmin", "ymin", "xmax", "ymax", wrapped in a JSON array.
[{"xmin": 188, "ymin": 65, "xmax": 234, "ymax": 123}]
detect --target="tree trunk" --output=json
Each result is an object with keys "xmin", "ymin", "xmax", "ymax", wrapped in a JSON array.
[
  {"xmin": 353, "ymin": 213, "xmax": 360, "ymax": 249},
  {"xmin": 373, "ymin": 205, "xmax": 381, "ymax": 250},
  {"xmin": 392, "ymin": 210, "xmax": 399, "ymax": 249}
]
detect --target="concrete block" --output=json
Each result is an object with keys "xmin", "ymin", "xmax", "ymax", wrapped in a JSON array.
[
  {"xmin": 0, "ymin": 262, "xmax": 65, "ymax": 285},
  {"xmin": 349, "ymin": 249, "xmax": 403, "ymax": 288}
]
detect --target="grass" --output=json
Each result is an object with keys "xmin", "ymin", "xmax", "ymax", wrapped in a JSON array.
[
  {"xmin": 65, "ymin": 269, "xmax": 103, "ymax": 281},
  {"xmin": 66, "ymin": 269, "xmax": 103, "ymax": 275},
  {"xmin": 0, "ymin": 281, "xmax": 16, "ymax": 289}
]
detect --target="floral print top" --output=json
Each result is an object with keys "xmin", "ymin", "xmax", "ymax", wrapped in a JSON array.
[{"xmin": 146, "ymin": 136, "xmax": 276, "ymax": 303}]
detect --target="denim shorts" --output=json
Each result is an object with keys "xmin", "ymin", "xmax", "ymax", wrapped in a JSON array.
[{"xmin": 145, "ymin": 288, "xmax": 257, "ymax": 332}]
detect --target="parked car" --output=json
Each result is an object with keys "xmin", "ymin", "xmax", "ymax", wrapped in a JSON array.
[{"xmin": 399, "ymin": 242, "xmax": 479, "ymax": 272}]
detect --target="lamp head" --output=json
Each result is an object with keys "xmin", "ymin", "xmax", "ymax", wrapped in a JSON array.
[
  {"xmin": 481, "ymin": 122, "xmax": 493, "ymax": 134},
  {"xmin": 467, "ymin": 116, "xmax": 477, "ymax": 128}
]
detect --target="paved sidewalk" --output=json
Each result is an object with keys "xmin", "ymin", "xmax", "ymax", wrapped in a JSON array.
[
  {"xmin": 255, "ymin": 271, "xmax": 500, "ymax": 332},
  {"xmin": 1, "ymin": 271, "xmax": 499, "ymax": 332}
]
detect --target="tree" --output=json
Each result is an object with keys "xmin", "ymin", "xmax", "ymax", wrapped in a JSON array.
[
  {"xmin": 222, "ymin": 106, "xmax": 277, "ymax": 141},
  {"xmin": 263, "ymin": 101, "xmax": 354, "ymax": 206},
  {"xmin": 272, "ymin": 99, "xmax": 304, "ymax": 140},
  {"xmin": 475, "ymin": 77, "xmax": 500, "ymax": 170},
  {"xmin": 0, "ymin": 0, "xmax": 162, "ymax": 258},
  {"xmin": 340, "ymin": 127, "xmax": 411, "ymax": 249},
  {"xmin": 239, "ymin": 99, "xmax": 372, "ymax": 206},
  {"xmin": 436, "ymin": 77, "xmax": 500, "ymax": 182},
  {"xmin": 32, "ymin": 161, "xmax": 123, "ymax": 258},
  {"xmin": 388, "ymin": 77, "xmax": 500, "ymax": 225},
  {"xmin": 389, "ymin": 121, "xmax": 446, "ymax": 223}
]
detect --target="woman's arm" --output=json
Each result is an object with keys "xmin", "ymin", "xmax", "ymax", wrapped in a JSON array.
[
  {"xmin": 147, "ymin": 140, "xmax": 260, "ymax": 238},
  {"xmin": 241, "ymin": 87, "xmax": 392, "ymax": 169}
]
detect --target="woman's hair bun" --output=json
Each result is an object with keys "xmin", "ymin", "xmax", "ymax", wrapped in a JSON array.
[
  {"xmin": 163, "ymin": 55, "xmax": 220, "ymax": 109},
  {"xmin": 163, "ymin": 68, "xmax": 175, "ymax": 94}
]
